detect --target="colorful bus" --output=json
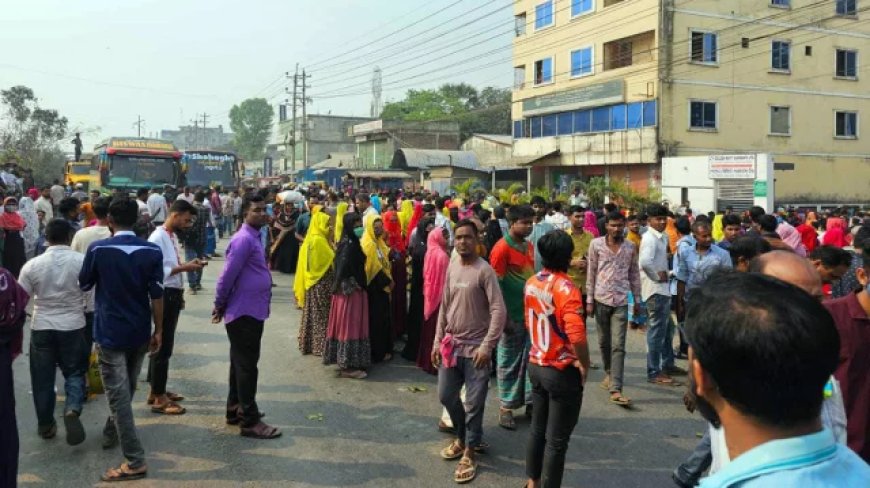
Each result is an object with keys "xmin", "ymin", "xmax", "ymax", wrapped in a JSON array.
[
  {"xmin": 181, "ymin": 151, "xmax": 239, "ymax": 190},
  {"xmin": 91, "ymin": 137, "xmax": 182, "ymax": 191}
]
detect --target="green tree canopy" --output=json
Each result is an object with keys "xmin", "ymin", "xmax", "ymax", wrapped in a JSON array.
[
  {"xmin": 380, "ymin": 83, "xmax": 510, "ymax": 140},
  {"xmin": 1, "ymin": 85, "xmax": 69, "ymax": 184},
  {"xmin": 228, "ymin": 98, "xmax": 273, "ymax": 161}
]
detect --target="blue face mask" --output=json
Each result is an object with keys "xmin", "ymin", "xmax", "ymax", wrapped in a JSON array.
[{"xmin": 353, "ymin": 227, "xmax": 364, "ymax": 238}]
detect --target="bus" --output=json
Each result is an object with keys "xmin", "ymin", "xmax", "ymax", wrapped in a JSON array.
[
  {"xmin": 91, "ymin": 137, "xmax": 182, "ymax": 191},
  {"xmin": 64, "ymin": 159, "xmax": 99, "ymax": 189},
  {"xmin": 181, "ymin": 151, "xmax": 239, "ymax": 191}
]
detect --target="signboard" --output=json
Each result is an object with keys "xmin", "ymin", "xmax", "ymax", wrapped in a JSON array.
[
  {"xmin": 753, "ymin": 180, "xmax": 768, "ymax": 197},
  {"xmin": 109, "ymin": 138, "xmax": 176, "ymax": 152},
  {"xmin": 708, "ymin": 154, "xmax": 756, "ymax": 179},
  {"xmin": 352, "ymin": 120, "xmax": 384, "ymax": 136},
  {"xmin": 522, "ymin": 80, "xmax": 624, "ymax": 117}
]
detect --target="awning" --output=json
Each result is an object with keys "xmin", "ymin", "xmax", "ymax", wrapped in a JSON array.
[
  {"xmin": 514, "ymin": 149, "xmax": 561, "ymax": 166},
  {"xmin": 346, "ymin": 170, "xmax": 414, "ymax": 180}
]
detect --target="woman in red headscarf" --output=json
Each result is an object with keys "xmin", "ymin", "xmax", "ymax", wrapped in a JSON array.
[
  {"xmin": 405, "ymin": 202, "xmax": 423, "ymax": 248},
  {"xmin": 0, "ymin": 198, "xmax": 28, "ymax": 278},
  {"xmin": 382, "ymin": 211, "xmax": 408, "ymax": 341}
]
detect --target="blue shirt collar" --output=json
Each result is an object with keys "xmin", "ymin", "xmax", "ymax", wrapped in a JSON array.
[{"xmin": 701, "ymin": 429, "xmax": 838, "ymax": 487}]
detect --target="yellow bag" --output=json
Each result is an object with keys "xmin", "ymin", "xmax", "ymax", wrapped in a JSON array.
[{"xmin": 87, "ymin": 348, "xmax": 103, "ymax": 395}]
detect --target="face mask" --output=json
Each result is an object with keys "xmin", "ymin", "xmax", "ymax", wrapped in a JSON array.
[{"xmin": 353, "ymin": 227, "xmax": 364, "ymax": 238}]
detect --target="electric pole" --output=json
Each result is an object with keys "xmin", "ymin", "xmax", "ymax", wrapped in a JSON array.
[
  {"xmin": 133, "ymin": 116, "xmax": 145, "ymax": 137},
  {"xmin": 290, "ymin": 65, "xmax": 298, "ymax": 173},
  {"xmin": 201, "ymin": 113, "xmax": 209, "ymax": 148},
  {"xmin": 301, "ymin": 69, "xmax": 310, "ymax": 169},
  {"xmin": 190, "ymin": 119, "xmax": 200, "ymax": 149}
]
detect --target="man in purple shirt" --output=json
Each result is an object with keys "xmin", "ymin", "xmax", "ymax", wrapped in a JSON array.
[{"xmin": 212, "ymin": 195, "xmax": 280, "ymax": 439}]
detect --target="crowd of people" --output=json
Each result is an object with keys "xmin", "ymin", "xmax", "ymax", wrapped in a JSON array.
[{"xmin": 0, "ymin": 177, "xmax": 868, "ymax": 486}]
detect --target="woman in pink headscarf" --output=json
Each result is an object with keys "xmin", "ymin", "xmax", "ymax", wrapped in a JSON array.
[
  {"xmin": 777, "ymin": 222, "xmax": 807, "ymax": 257},
  {"xmin": 583, "ymin": 210, "xmax": 600, "ymax": 237},
  {"xmin": 822, "ymin": 219, "xmax": 849, "ymax": 248},
  {"xmin": 416, "ymin": 226, "xmax": 449, "ymax": 375}
]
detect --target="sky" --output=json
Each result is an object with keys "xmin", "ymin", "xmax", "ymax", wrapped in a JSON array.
[{"xmin": 0, "ymin": 0, "xmax": 513, "ymax": 152}]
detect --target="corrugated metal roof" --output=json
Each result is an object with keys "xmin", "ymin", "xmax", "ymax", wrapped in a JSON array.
[
  {"xmin": 346, "ymin": 170, "xmax": 414, "ymax": 179},
  {"xmin": 393, "ymin": 149, "xmax": 479, "ymax": 170}
]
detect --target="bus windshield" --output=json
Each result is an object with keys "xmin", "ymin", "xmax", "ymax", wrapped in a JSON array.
[
  {"xmin": 69, "ymin": 164, "xmax": 90, "ymax": 175},
  {"xmin": 108, "ymin": 155, "xmax": 176, "ymax": 188},
  {"xmin": 184, "ymin": 154, "xmax": 236, "ymax": 189}
]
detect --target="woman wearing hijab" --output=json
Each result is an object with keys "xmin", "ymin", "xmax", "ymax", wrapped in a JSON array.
[
  {"xmin": 417, "ymin": 226, "xmax": 449, "ymax": 375},
  {"xmin": 401, "ymin": 217, "xmax": 435, "ymax": 362},
  {"xmin": 582, "ymin": 210, "xmax": 600, "ymax": 238},
  {"xmin": 777, "ymin": 222, "xmax": 808, "ymax": 257},
  {"xmin": 270, "ymin": 201, "xmax": 300, "ymax": 274},
  {"xmin": 0, "ymin": 198, "xmax": 28, "ymax": 278},
  {"xmin": 295, "ymin": 212, "xmax": 335, "ymax": 356},
  {"xmin": 361, "ymin": 215, "xmax": 394, "ymax": 362},
  {"xmin": 398, "ymin": 199, "xmax": 414, "ymax": 235},
  {"xmin": 711, "ymin": 214, "xmax": 725, "ymax": 242},
  {"xmin": 19, "ymin": 194, "xmax": 39, "ymax": 260},
  {"xmin": 370, "ymin": 195, "xmax": 382, "ymax": 215},
  {"xmin": 323, "ymin": 213, "xmax": 371, "ymax": 379},
  {"xmin": 333, "ymin": 201, "xmax": 348, "ymax": 243},
  {"xmin": 0, "ymin": 267, "xmax": 28, "ymax": 487},
  {"xmin": 822, "ymin": 219, "xmax": 849, "ymax": 248},
  {"xmin": 382, "ymin": 211, "xmax": 408, "ymax": 341},
  {"xmin": 405, "ymin": 202, "xmax": 424, "ymax": 248},
  {"xmin": 796, "ymin": 216, "xmax": 819, "ymax": 253}
]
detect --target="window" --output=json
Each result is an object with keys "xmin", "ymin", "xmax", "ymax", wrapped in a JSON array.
[
  {"xmin": 770, "ymin": 0, "xmax": 790, "ymax": 7},
  {"xmin": 571, "ymin": 0, "xmax": 593, "ymax": 17},
  {"xmin": 558, "ymin": 113, "xmax": 573, "ymax": 135},
  {"xmin": 570, "ymin": 47, "xmax": 594, "ymax": 77},
  {"xmin": 835, "ymin": 111, "xmax": 858, "ymax": 138},
  {"xmin": 606, "ymin": 40, "xmax": 633, "ymax": 69},
  {"xmin": 836, "ymin": 0, "xmax": 857, "ymax": 16},
  {"xmin": 611, "ymin": 105, "xmax": 627, "ymax": 130},
  {"xmin": 535, "ymin": 1, "xmax": 554, "ymax": 30},
  {"xmin": 515, "ymin": 13, "xmax": 527, "ymax": 37},
  {"xmin": 534, "ymin": 58, "xmax": 553, "ymax": 85},
  {"xmin": 513, "ymin": 121, "xmax": 524, "ymax": 138},
  {"xmin": 836, "ymin": 49, "xmax": 858, "ymax": 78},
  {"xmin": 691, "ymin": 31, "xmax": 718, "ymax": 64},
  {"xmin": 627, "ymin": 103, "xmax": 643, "ymax": 128},
  {"xmin": 542, "ymin": 115, "xmax": 558, "ymax": 136},
  {"xmin": 770, "ymin": 106, "xmax": 791, "ymax": 135},
  {"xmin": 514, "ymin": 65, "xmax": 526, "ymax": 89},
  {"xmin": 574, "ymin": 110, "xmax": 591, "ymax": 133},
  {"xmin": 643, "ymin": 100, "xmax": 657, "ymax": 127},
  {"xmin": 592, "ymin": 107, "xmax": 610, "ymax": 132},
  {"xmin": 771, "ymin": 41, "xmax": 791, "ymax": 71},
  {"xmin": 689, "ymin": 101, "xmax": 717, "ymax": 130},
  {"xmin": 531, "ymin": 117, "xmax": 543, "ymax": 138}
]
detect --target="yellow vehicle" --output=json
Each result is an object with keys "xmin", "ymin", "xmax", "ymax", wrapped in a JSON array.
[{"xmin": 64, "ymin": 160, "xmax": 99, "ymax": 189}]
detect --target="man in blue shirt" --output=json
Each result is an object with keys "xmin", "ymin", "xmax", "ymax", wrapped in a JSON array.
[
  {"xmin": 79, "ymin": 198, "xmax": 164, "ymax": 482},
  {"xmin": 685, "ymin": 272, "xmax": 870, "ymax": 487}
]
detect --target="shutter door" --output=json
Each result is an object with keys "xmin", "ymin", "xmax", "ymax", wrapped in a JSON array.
[{"xmin": 715, "ymin": 179, "xmax": 754, "ymax": 212}]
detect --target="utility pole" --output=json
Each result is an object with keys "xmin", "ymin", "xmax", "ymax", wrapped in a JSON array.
[
  {"xmin": 190, "ymin": 119, "xmax": 200, "ymax": 149},
  {"xmin": 291, "ymin": 64, "xmax": 299, "ymax": 173},
  {"xmin": 201, "ymin": 113, "xmax": 209, "ymax": 148},
  {"xmin": 301, "ymin": 69, "xmax": 309, "ymax": 170},
  {"xmin": 133, "ymin": 115, "xmax": 145, "ymax": 137}
]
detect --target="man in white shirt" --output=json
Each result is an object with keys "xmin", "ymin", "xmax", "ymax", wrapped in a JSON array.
[
  {"xmin": 639, "ymin": 203, "xmax": 681, "ymax": 386},
  {"xmin": 136, "ymin": 188, "xmax": 151, "ymax": 225},
  {"xmin": 176, "ymin": 186, "xmax": 195, "ymax": 204},
  {"xmin": 146, "ymin": 199, "xmax": 203, "ymax": 414},
  {"xmin": 49, "ymin": 179, "xmax": 65, "ymax": 211},
  {"xmin": 71, "ymin": 196, "xmax": 113, "ymax": 347},
  {"xmin": 18, "ymin": 219, "xmax": 87, "ymax": 445},
  {"xmin": 231, "ymin": 191, "xmax": 243, "ymax": 233},
  {"xmin": 220, "ymin": 191, "xmax": 233, "ymax": 237},
  {"xmin": 544, "ymin": 202, "xmax": 570, "ymax": 231},
  {"xmin": 146, "ymin": 187, "xmax": 168, "ymax": 227},
  {"xmin": 36, "ymin": 186, "xmax": 54, "ymax": 221}
]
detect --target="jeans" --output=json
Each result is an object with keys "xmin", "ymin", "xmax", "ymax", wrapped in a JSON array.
[
  {"xmin": 438, "ymin": 356, "xmax": 491, "ymax": 449},
  {"xmin": 674, "ymin": 429, "xmax": 712, "ymax": 485},
  {"xmin": 98, "ymin": 344, "xmax": 147, "ymax": 469},
  {"xmin": 594, "ymin": 302, "xmax": 628, "ymax": 393},
  {"xmin": 84, "ymin": 312, "xmax": 94, "ymax": 347},
  {"xmin": 645, "ymin": 294, "xmax": 671, "ymax": 379},
  {"xmin": 29, "ymin": 329, "xmax": 88, "ymax": 427},
  {"xmin": 526, "ymin": 363, "xmax": 583, "ymax": 488},
  {"xmin": 184, "ymin": 247, "xmax": 203, "ymax": 288},
  {"xmin": 222, "ymin": 216, "xmax": 235, "ymax": 236},
  {"xmin": 147, "ymin": 288, "xmax": 183, "ymax": 395},
  {"xmin": 664, "ymin": 316, "xmax": 677, "ymax": 370},
  {"xmin": 226, "ymin": 316, "xmax": 264, "ymax": 427},
  {"xmin": 215, "ymin": 216, "xmax": 224, "ymax": 238},
  {"xmin": 205, "ymin": 227, "xmax": 217, "ymax": 255}
]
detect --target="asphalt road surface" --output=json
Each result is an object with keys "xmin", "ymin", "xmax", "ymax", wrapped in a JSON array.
[{"xmin": 14, "ymin": 241, "xmax": 702, "ymax": 487}]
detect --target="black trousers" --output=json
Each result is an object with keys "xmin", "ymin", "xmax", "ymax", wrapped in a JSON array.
[
  {"xmin": 0, "ymin": 341, "xmax": 18, "ymax": 488},
  {"xmin": 526, "ymin": 363, "xmax": 583, "ymax": 488},
  {"xmin": 225, "ymin": 316, "xmax": 264, "ymax": 427},
  {"xmin": 148, "ymin": 288, "xmax": 184, "ymax": 395}
]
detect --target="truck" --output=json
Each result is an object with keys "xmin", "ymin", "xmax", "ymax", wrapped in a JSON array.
[{"xmin": 64, "ymin": 159, "xmax": 99, "ymax": 189}]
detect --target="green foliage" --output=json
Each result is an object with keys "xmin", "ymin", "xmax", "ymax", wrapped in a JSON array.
[
  {"xmin": 582, "ymin": 177, "xmax": 609, "ymax": 209},
  {"xmin": 381, "ymin": 83, "xmax": 510, "ymax": 140},
  {"xmin": 228, "ymin": 98, "xmax": 273, "ymax": 161},
  {"xmin": 495, "ymin": 182, "xmax": 524, "ymax": 204},
  {"xmin": 1, "ymin": 85, "xmax": 69, "ymax": 184},
  {"xmin": 493, "ymin": 177, "xmax": 660, "ymax": 211},
  {"xmin": 450, "ymin": 177, "xmax": 483, "ymax": 199}
]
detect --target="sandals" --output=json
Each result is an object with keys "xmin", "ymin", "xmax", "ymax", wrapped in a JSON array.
[
  {"xmin": 338, "ymin": 370, "xmax": 368, "ymax": 379},
  {"xmin": 438, "ymin": 420, "xmax": 456, "ymax": 435},
  {"xmin": 100, "ymin": 463, "xmax": 147, "ymax": 482},
  {"xmin": 226, "ymin": 410, "xmax": 266, "ymax": 426},
  {"xmin": 498, "ymin": 409, "xmax": 516, "ymax": 430},
  {"xmin": 610, "ymin": 392, "xmax": 632, "ymax": 406},
  {"xmin": 599, "ymin": 376, "xmax": 612, "ymax": 391},
  {"xmin": 151, "ymin": 401, "xmax": 186, "ymax": 415},
  {"xmin": 240, "ymin": 422, "xmax": 282, "ymax": 439},
  {"xmin": 648, "ymin": 375, "xmax": 682, "ymax": 387},
  {"xmin": 454, "ymin": 456, "xmax": 478, "ymax": 484},
  {"xmin": 441, "ymin": 440, "xmax": 465, "ymax": 460},
  {"xmin": 147, "ymin": 391, "xmax": 185, "ymax": 405}
]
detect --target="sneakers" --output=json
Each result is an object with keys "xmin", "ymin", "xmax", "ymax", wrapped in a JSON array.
[{"xmin": 64, "ymin": 411, "xmax": 86, "ymax": 446}]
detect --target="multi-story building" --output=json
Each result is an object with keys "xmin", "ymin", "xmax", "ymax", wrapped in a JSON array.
[
  {"xmin": 350, "ymin": 119, "xmax": 461, "ymax": 169},
  {"xmin": 512, "ymin": 0, "xmax": 869, "ymax": 206},
  {"xmin": 160, "ymin": 125, "xmax": 233, "ymax": 151},
  {"xmin": 274, "ymin": 114, "xmax": 374, "ymax": 172}
]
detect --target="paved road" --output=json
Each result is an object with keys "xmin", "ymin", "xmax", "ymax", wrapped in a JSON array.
[{"xmin": 14, "ymin": 241, "xmax": 701, "ymax": 487}]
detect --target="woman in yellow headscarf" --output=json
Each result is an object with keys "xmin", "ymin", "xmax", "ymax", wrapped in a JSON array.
[
  {"xmin": 361, "ymin": 215, "xmax": 394, "ymax": 362},
  {"xmin": 398, "ymin": 199, "xmax": 414, "ymax": 236},
  {"xmin": 711, "ymin": 213, "xmax": 725, "ymax": 242},
  {"xmin": 295, "ymin": 211, "xmax": 335, "ymax": 356},
  {"xmin": 334, "ymin": 201, "xmax": 348, "ymax": 244}
]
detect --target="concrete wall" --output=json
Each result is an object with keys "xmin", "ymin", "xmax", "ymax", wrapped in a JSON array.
[
  {"xmin": 461, "ymin": 137, "xmax": 512, "ymax": 167},
  {"xmin": 275, "ymin": 115, "xmax": 374, "ymax": 170},
  {"xmin": 662, "ymin": 154, "xmax": 774, "ymax": 215}
]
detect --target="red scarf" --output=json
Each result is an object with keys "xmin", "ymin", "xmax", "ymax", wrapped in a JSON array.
[
  {"xmin": 383, "ymin": 210, "xmax": 406, "ymax": 253},
  {"xmin": 0, "ymin": 211, "xmax": 25, "ymax": 231}
]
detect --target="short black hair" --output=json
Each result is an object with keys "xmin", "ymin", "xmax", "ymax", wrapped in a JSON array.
[
  {"xmin": 728, "ymin": 236, "xmax": 771, "ymax": 266},
  {"xmin": 810, "ymin": 245, "xmax": 853, "ymax": 268},
  {"xmin": 604, "ymin": 203, "xmax": 617, "ymax": 213},
  {"xmin": 92, "ymin": 197, "xmax": 111, "ymax": 219},
  {"xmin": 676, "ymin": 216, "xmax": 692, "ymax": 235},
  {"xmin": 454, "ymin": 218, "xmax": 479, "ymax": 237},
  {"xmin": 507, "ymin": 205, "xmax": 534, "ymax": 224},
  {"xmin": 646, "ymin": 203, "xmax": 668, "ymax": 218},
  {"xmin": 722, "ymin": 214, "xmax": 742, "ymax": 227},
  {"xmin": 530, "ymin": 195, "xmax": 547, "ymax": 207},
  {"xmin": 169, "ymin": 199, "xmax": 195, "ymax": 215},
  {"xmin": 686, "ymin": 272, "xmax": 839, "ymax": 428},
  {"xmin": 137, "ymin": 188, "xmax": 149, "ymax": 198},
  {"xmin": 108, "ymin": 198, "xmax": 139, "ymax": 228},
  {"xmin": 627, "ymin": 214, "xmax": 639, "ymax": 222},
  {"xmin": 241, "ymin": 195, "xmax": 265, "ymax": 215},
  {"xmin": 194, "ymin": 191, "xmax": 206, "ymax": 203},
  {"xmin": 58, "ymin": 197, "xmax": 80, "ymax": 216},
  {"xmin": 493, "ymin": 206, "xmax": 506, "ymax": 220},
  {"xmin": 605, "ymin": 211, "xmax": 625, "ymax": 223},
  {"xmin": 538, "ymin": 230, "xmax": 573, "ymax": 272},
  {"xmin": 758, "ymin": 214, "xmax": 778, "ymax": 233},
  {"xmin": 853, "ymin": 225, "xmax": 870, "ymax": 251},
  {"xmin": 568, "ymin": 205, "xmax": 584, "ymax": 215},
  {"xmin": 749, "ymin": 206, "xmax": 766, "ymax": 223},
  {"xmin": 45, "ymin": 219, "xmax": 73, "ymax": 245},
  {"xmin": 691, "ymin": 219, "xmax": 712, "ymax": 233},
  {"xmin": 694, "ymin": 214, "xmax": 710, "ymax": 224},
  {"xmin": 422, "ymin": 203, "xmax": 436, "ymax": 214}
]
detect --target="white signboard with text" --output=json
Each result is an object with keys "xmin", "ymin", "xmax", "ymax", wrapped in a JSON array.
[{"xmin": 708, "ymin": 154, "xmax": 756, "ymax": 179}]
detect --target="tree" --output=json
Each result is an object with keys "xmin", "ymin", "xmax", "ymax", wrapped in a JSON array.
[
  {"xmin": 381, "ymin": 84, "xmax": 511, "ymax": 140},
  {"xmin": 0, "ymin": 85, "xmax": 69, "ymax": 184},
  {"xmin": 228, "ymin": 98, "xmax": 273, "ymax": 161}
]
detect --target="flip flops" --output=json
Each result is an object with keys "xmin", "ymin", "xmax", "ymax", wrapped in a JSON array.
[
  {"xmin": 100, "ymin": 463, "xmax": 147, "ymax": 482},
  {"xmin": 454, "ymin": 456, "xmax": 478, "ymax": 484},
  {"xmin": 441, "ymin": 440, "xmax": 465, "ymax": 460}
]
